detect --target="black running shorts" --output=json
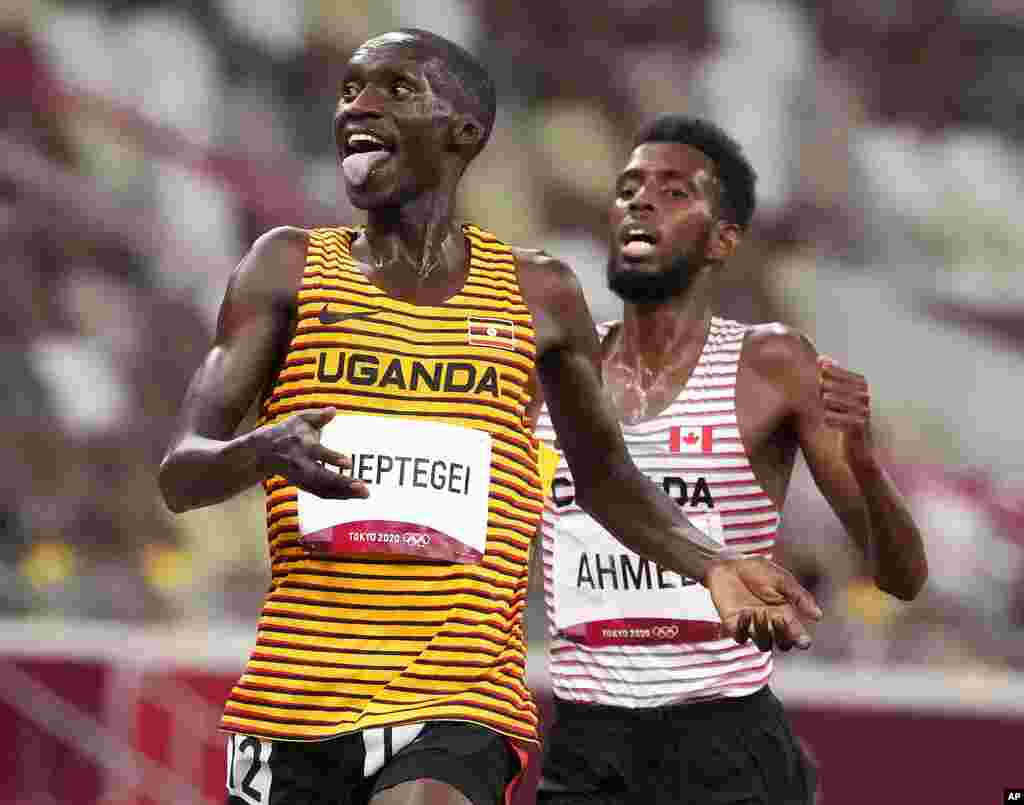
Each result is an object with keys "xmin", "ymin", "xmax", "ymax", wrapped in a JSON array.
[
  {"xmin": 226, "ymin": 720, "xmax": 520, "ymax": 805},
  {"xmin": 537, "ymin": 687, "xmax": 816, "ymax": 805}
]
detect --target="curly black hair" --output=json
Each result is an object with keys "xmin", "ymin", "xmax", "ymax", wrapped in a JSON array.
[{"xmin": 634, "ymin": 115, "xmax": 757, "ymax": 228}]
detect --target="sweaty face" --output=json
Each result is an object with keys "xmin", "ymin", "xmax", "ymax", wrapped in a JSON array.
[
  {"xmin": 607, "ymin": 143, "xmax": 721, "ymax": 304},
  {"xmin": 335, "ymin": 37, "xmax": 459, "ymax": 208}
]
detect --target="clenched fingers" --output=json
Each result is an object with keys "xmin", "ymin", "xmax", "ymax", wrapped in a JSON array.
[
  {"xmin": 821, "ymin": 360, "xmax": 869, "ymax": 406},
  {"xmin": 818, "ymin": 355, "xmax": 866, "ymax": 387},
  {"xmin": 822, "ymin": 391, "xmax": 869, "ymax": 416}
]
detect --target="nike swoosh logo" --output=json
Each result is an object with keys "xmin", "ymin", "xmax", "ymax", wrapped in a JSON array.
[{"xmin": 318, "ymin": 305, "xmax": 380, "ymax": 325}]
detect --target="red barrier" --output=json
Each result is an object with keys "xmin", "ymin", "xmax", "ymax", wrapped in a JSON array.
[
  {"xmin": 0, "ymin": 659, "xmax": 107, "ymax": 805},
  {"xmin": 2, "ymin": 624, "xmax": 1022, "ymax": 804}
]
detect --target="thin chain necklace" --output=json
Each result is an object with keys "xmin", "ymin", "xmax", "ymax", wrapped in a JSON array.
[
  {"xmin": 369, "ymin": 232, "xmax": 450, "ymax": 281},
  {"xmin": 372, "ymin": 252, "xmax": 443, "ymax": 280}
]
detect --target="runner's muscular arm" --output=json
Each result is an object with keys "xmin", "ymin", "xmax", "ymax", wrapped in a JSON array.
[
  {"xmin": 158, "ymin": 227, "xmax": 367, "ymax": 513},
  {"xmin": 515, "ymin": 248, "xmax": 727, "ymax": 580},
  {"xmin": 750, "ymin": 327, "xmax": 928, "ymax": 600}
]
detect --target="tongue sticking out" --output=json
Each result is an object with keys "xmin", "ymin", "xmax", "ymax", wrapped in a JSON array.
[{"xmin": 342, "ymin": 151, "xmax": 390, "ymax": 187}]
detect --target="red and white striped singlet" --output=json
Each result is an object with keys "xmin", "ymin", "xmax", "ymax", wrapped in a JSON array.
[{"xmin": 535, "ymin": 318, "xmax": 780, "ymax": 708}]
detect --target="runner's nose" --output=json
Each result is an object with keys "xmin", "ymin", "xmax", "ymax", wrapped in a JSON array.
[{"xmin": 627, "ymin": 187, "xmax": 655, "ymax": 213}]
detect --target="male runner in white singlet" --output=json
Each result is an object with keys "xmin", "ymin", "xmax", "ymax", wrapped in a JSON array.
[{"xmin": 535, "ymin": 116, "xmax": 929, "ymax": 804}]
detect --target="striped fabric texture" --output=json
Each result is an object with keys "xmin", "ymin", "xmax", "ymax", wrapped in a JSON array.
[
  {"xmin": 220, "ymin": 225, "xmax": 543, "ymax": 743},
  {"xmin": 536, "ymin": 318, "xmax": 780, "ymax": 708}
]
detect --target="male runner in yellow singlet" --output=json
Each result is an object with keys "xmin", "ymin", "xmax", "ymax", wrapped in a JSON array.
[
  {"xmin": 535, "ymin": 115, "xmax": 929, "ymax": 804},
  {"xmin": 160, "ymin": 32, "xmax": 822, "ymax": 805}
]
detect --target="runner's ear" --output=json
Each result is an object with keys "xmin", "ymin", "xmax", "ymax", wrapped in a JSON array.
[
  {"xmin": 707, "ymin": 221, "xmax": 740, "ymax": 264},
  {"xmin": 451, "ymin": 114, "xmax": 484, "ymax": 153}
]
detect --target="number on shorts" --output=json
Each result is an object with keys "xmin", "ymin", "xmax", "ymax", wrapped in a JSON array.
[{"xmin": 227, "ymin": 734, "xmax": 271, "ymax": 804}]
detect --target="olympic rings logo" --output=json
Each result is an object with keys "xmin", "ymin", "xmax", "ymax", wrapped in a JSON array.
[
  {"xmin": 651, "ymin": 625, "xmax": 680, "ymax": 640},
  {"xmin": 404, "ymin": 534, "xmax": 431, "ymax": 548}
]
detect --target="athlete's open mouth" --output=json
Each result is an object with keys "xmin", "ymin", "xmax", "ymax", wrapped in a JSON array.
[
  {"xmin": 345, "ymin": 131, "xmax": 392, "ymax": 155},
  {"xmin": 620, "ymin": 226, "xmax": 659, "ymax": 260},
  {"xmin": 341, "ymin": 129, "xmax": 395, "ymax": 187}
]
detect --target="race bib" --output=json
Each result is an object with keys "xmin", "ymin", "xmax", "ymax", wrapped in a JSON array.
[
  {"xmin": 298, "ymin": 415, "xmax": 491, "ymax": 563},
  {"xmin": 552, "ymin": 510, "xmax": 724, "ymax": 646}
]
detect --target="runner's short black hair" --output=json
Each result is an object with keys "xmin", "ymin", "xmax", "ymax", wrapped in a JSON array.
[
  {"xmin": 397, "ymin": 28, "xmax": 496, "ymax": 152},
  {"xmin": 634, "ymin": 115, "xmax": 757, "ymax": 228}
]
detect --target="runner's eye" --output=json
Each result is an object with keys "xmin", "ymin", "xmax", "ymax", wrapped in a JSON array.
[
  {"xmin": 392, "ymin": 82, "xmax": 414, "ymax": 99},
  {"xmin": 341, "ymin": 82, "xmax": 361, "ymax": 102}
]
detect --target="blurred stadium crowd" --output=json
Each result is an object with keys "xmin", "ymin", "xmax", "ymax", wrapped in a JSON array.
[{"xmin": 4, "ymin": 0, "xmax": 1024, "ymax": 677}]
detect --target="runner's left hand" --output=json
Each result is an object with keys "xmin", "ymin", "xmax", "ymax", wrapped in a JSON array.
[{"xmin": 819, "ymin": 355, "xmax": 874, "ymax": 467}]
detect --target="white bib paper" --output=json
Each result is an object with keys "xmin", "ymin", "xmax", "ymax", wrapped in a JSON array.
[
  {"xmin": 297, "ymin": 415, "xmax": 492, "ymax": 563},
  {"xmin": 552, "ymin": 511, "xmax": 724, "ymax": 645}
]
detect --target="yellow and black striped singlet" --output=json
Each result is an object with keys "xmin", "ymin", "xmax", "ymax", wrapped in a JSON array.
[{"xmin": 220, "ymin": 225, "xmax": 543, "ymax": 744}]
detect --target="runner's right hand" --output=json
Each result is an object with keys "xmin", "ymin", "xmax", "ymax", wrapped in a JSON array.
[
  {"xmin": 704, "ymin": 556, "xmax": 822, "ymax": 652},
  {"xmin": 258, "ymin": 407, "xmax": 370, "ymax": 499}
]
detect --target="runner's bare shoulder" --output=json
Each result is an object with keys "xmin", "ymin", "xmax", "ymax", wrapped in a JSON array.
[
  {"xmin": 742, "ymin": 322, "xmax": 819, "ymax": 384},
  {"xmin": 226, "ymin": 226, "xmax": 311, "ymax": 309},
  {"xmin": 509, "ymin": 246, "xmax": 585, "ymax": 307}
]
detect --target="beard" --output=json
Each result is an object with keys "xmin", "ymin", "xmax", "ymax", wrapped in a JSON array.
[{"xmin": 607, "ymin": 252, "xmax": 699, "ymax": 305}]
